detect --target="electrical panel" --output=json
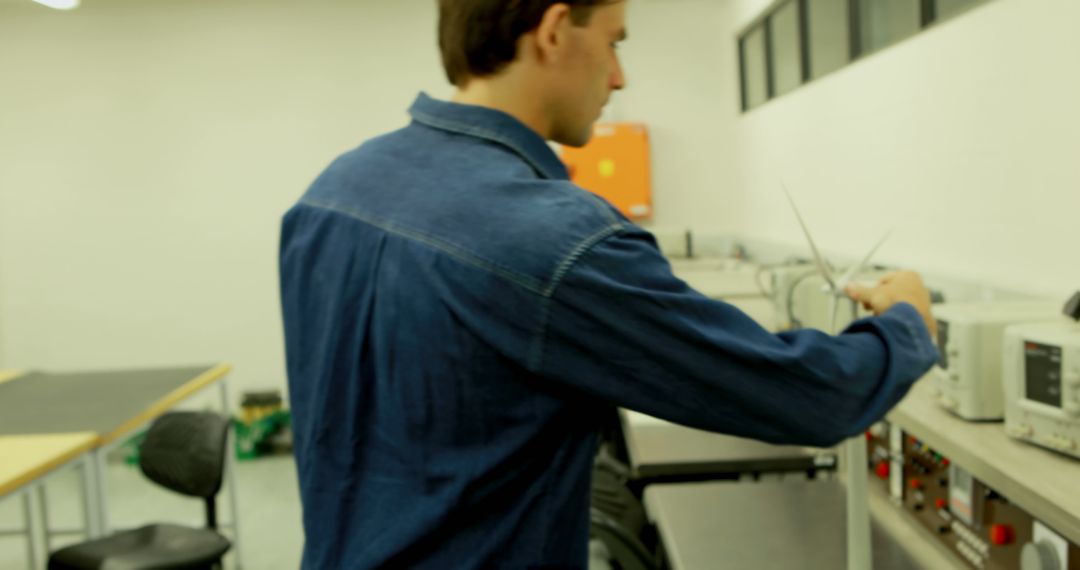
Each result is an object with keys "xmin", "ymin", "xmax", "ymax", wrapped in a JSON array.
[
  {"xmin": 759, "ymin": 261, "xmax": 816, "ymax": 331},
  {"xmin": 867, "ymin": 423, "xmax": 1080, "ymax": 569}
]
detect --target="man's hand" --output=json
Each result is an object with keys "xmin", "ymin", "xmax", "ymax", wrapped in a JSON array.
[{"xmin": 844, "ymin": 271, "xmax": 937, "ymax": 338}]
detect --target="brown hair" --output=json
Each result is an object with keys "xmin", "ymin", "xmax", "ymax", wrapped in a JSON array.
[{"xmin": 438, "ymin": 0, "xmax": 616, "ymax": 86}]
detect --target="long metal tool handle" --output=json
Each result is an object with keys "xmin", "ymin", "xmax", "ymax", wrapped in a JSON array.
[{"xmin": 782, "ymin": 183, "xmax": 837, "ymax": 291}]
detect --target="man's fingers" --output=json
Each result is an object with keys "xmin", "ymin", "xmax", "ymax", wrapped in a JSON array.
[
  {"xmin": 844, "ymin": 283, "xmax": 869, "ymax": 302},
  {"xmin": 878, "ymin": 271, "xmax": 899, "ymax": 285},
  {"xmin": 845, "ymin": 283, "xmax": 889, "ymax": 313},
  {"xmin": 869, "ymin": 289, "xmax": 897, "ymax": 315},
  {"xmin": 848, "ymin": 270, "xmax": 935, "ymax": 324}
]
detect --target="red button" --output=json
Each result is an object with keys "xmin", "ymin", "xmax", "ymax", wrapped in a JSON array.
[
  {"xmin": 989, "ymin": 524, "xmax": 1014, "ymax": 545},
  {"xmin": 935, "ymin": 498, "xmax": 947, "ymax": 510},
  {"xmin": 909, "ymin": 478, "xmax": 923, "ymax": 490},
  {"xmin": 875, "ymin": 462, "xmax": 890, "ymax": 479},
  {"xmin": 942, "ymin": 458, "xmax": 950, "ymax": 467}
]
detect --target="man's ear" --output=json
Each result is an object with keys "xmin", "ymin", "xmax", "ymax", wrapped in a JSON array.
[{"xmin": 532, "ymin": 3, "xmax": 573, "ymax": 64}]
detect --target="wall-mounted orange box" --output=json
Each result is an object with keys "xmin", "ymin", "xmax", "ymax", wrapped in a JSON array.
[{"xmin": 560, "ymin": 123, "xmax": 652, "ymax": 220}]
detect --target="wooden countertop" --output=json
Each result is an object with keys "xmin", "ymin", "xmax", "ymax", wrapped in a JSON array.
[{"xmin": 0, "ymin": 432, "xmax": 99, "ymax": 497}]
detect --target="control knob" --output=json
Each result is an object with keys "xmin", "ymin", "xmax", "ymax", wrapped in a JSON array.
[
  {"xmin": 1063, "ymin": 291, "xmax": 1080, "ymax": 322},
  {"xmin": 1020, "ymin": 540, "xmax": 1061, "ymax": 570},
  {"xmin": 990, "ymin": 524, "xmax": 1015, "ymax": 546}
]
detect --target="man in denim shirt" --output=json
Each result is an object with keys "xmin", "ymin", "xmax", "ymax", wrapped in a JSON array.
[{"xmin": 279, "ymin": 0, "xmax": 939, "ymax": 567}]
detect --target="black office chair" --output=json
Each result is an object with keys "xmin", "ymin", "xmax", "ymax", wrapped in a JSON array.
[
  {"xmin": 590, "ymin": 508, "xmax": 661, "ymax": 570},
  {"xmin": 49, "ymin": 411, "xmax": 233, "ymax": 570},
  {"xmin": 590, "ymin": 452, "xmax": 662, "ymax": 570}
]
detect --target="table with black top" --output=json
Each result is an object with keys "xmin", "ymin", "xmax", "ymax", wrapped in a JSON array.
[{"xmin": 0, "ymin": 363, "xmax": 242, "ymax": 568}]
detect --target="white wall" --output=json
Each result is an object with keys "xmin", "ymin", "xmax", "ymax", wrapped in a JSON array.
[
  {"xmin": 0, "ymin": 0, "xmax": 742, "ymax": 399},
  {"xmin": 728, "ymin": 0, "xmax": 1080, "ymax": 300},
  {"xmin": 0, "ymin": 0, "xmax": 450, "ymax": 396},
  {"xmin": 616, "ymin": 0, "xmax": 744, "ymax": 232},
  {"xmin": 6, "ymin": 0, "xmax": 1071, "ymax": 401}
]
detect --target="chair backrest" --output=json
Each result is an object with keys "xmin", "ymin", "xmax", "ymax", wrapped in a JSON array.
[{"xmin": 139, "ymin": 411, "xmax": 230, "ymax": 499}]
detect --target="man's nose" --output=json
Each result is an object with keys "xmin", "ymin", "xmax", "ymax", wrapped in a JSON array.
[{"xmin": 611, "ymin": 63, "xmax": 626, "ymax": 90}]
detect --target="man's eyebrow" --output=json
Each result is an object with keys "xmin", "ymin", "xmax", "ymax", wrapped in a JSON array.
[{"xmin": 615, "ymin": 29, "xmax": 628, "ymax": 41}]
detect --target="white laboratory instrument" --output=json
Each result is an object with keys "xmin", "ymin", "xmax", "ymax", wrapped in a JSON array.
[
  {"xmin": 755, "ymin": 260, "xmax": 815, "ymax": 331},
  {"xmin": 933, "ymin": 301, "xmax": 1062, "ymax": 420},
  {"xmin": 1003, "ymin": 293, "xmax": 1080, "ymax": 459}
]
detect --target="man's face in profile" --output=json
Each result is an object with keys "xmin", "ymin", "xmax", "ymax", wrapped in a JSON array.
[{"xmin": 549, "ymin": 1, "xmax": 628, "ymax": 148}]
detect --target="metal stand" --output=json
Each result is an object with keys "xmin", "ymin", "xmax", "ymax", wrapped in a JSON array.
[
  {"xmin": 80, "ymin": 453, "xmax": 102, "ymax": 539},
  {"xmin": 22, "ymin": 488, "xmax": 46, "ymax": 570},
  {"xmin": 91, "ymin": 447, "xmax": 110, "ymax": 536},
  {"xmin": 830, "ymin": 294, "xmax": 872, "ymax": 570}
]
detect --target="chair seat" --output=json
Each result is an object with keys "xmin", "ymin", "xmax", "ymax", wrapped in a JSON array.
[{"xmin": 49, "ymin": 523, "xmax": 230, "ymax": 570}]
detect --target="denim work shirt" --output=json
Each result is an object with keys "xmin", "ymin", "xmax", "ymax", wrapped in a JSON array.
[{"xmin": 279, "ymin": 93, "xmax": 938, "ymax": 569}]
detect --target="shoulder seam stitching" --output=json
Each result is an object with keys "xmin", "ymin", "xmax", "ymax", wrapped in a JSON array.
[
  {"xmin": 527, "ymin": 223, "xmax": 626, "ymax": 371},
  {"xmin": 300, "ymin": 198, "xmax": 546, "ymax": 294}
]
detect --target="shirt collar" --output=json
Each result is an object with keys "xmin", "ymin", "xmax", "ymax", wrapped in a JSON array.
[{"xmin": 408, "ymin": 92, "xmax": 569, "ymax": 181}]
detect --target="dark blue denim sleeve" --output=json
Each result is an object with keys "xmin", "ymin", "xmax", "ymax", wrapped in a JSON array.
[{"xmin": 536, "ymin": 227, "xmax": 938, "ymax": 447}]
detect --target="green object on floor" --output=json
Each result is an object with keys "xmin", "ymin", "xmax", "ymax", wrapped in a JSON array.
[
  {"xmin": 121, "ymin": 431, "xmax": 147, "ymax": 465},
  {"xmin": 234, "ymin": 410, "xmax": 291, "ymax": 460}
]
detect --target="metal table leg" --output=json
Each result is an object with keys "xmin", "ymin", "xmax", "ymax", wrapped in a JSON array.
[
  {"xmin": 91, "ymin": 448, "xmax": 110, "ymax": 536},
  {"xmin": 80, "ymin": 453, "xmax": 102, "ymax": 539},
  {"xmin": 22, "ymin": 487, "xmax": 46, "ymax": 570},
  {"xmin": 220, "ymin": 379, "xmax": 244, "ymax": 569}
]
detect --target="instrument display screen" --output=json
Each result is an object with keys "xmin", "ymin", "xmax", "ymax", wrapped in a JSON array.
[{"xmin": 1025, "ymin": 341, "xmax": 1062, "ymax": 408}]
